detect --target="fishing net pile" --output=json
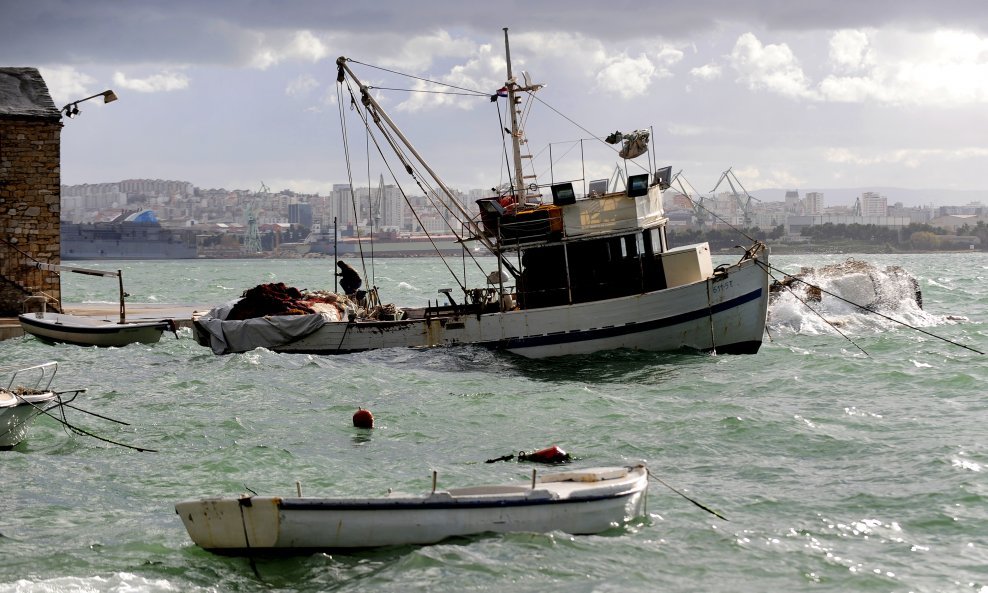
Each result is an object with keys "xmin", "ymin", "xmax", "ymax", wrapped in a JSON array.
[
  {"xmin": 224, "ymin": 282, "xmax": 403, "ymax": 322},
  {"xmin": 227, "ymin": 283, "xmax": 327, "ymax": 320}
]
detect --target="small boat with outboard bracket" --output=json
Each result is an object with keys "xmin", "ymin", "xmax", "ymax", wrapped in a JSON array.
[{"xmin": 18, "ymin": 263, "xmax": 174, "ymax": 347}]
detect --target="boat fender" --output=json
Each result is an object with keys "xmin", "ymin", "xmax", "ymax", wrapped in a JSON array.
[{"xmin": 518, "ymin": 445, "xmax": 571, "ymax": 464}]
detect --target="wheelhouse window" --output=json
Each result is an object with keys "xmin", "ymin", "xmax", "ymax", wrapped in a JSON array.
[{"xmin": 514, "ymin": 227, "xmax": 675, "ymax": 309}]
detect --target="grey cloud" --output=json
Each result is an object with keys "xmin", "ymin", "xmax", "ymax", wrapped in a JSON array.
[{"xmin": 4, "ymin": 0, "xmax": 987, "ymax": 66}]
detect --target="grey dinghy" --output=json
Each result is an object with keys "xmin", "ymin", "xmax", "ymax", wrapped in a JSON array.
[
  {"xmin": 19, "ymin": 312, "xmax": 171, "ymax": 347},
  {"xmin": 19, "ymin": 263, "xmax": 172, "ymax": 347},
  {"xmin": 176, "ymin": 465, "xmax": 648, "ymax": 555}
]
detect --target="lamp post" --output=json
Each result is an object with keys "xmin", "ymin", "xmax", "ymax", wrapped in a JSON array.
[{"xmin": 61, "ymin": 89, "xmax": 118, "ymax": 119}]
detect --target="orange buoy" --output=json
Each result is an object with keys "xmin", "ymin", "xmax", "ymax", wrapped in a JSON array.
[{"xmin": 352, "ymin": 407, "xmax": 374, "ymax": 429}]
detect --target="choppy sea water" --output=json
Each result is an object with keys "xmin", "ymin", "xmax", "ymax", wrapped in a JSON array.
[{"xmin": 1, "ymin": 252, "xmax": 986, "ymax": 593}]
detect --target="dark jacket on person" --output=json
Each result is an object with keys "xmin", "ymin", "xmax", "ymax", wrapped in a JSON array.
[{"xmin": 336, "ymin": 261, "xmax": 362, "ymax": 295}]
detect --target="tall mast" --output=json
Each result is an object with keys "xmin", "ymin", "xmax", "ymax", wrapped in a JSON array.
[{"xmin": 503, "ymin": 28, "xmax": 526, "ymax": 198}]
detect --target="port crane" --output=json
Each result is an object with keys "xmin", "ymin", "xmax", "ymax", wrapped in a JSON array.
[{"xmin": 710, "ymin": 167, "xmax": 759, "ymax": 228}]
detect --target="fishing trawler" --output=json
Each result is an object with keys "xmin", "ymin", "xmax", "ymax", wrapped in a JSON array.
[{"xmin": 192, "ymin": 29, "xmax": 769, "ymax": 358}]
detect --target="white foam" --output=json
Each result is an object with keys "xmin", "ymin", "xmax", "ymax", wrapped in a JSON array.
[
  {"xmin": 0, "ymin": 572, "xmax": 216, "ymax": 593},
  {"xmin": 768, "ymin": 262, "xmax": 948, "ymax": 334}
]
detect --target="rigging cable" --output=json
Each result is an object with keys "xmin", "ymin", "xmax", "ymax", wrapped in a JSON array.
[
  {"xmin": 494, "ymin": 96, "xmax": 513, "ymax": 196},
  {"xmin": 673, "ymin": 174, "xmax": 980, "ymax": 355},
  {"xmin": 342, "ymin": 71, "xmax": 498, "ymax": 279},
  {"xmin": 13, "ymin": 390, "xmax": 157, "ymax": 452},
  {"xmin": 646, "ymin": 468, "xmax": 727, "ymax": 521},
  {"xmin": 528, "ymin": 93, "xmax": 650, "ymax": 174},
  {"xmin": 338, "ymin": 78, "xmax": 475, "ymax": 294},
  {"xmin": 365, "ymin": 112, "xmax": 373, "ymax": 286},
  {"xmin": 335, "ymin": 81, "xmax": 368, "ymax": 273},
  {"xmin": 366, "ymin": 86, "xmax": 485, "ymax": 97},
  {"xmin": 345, "ymin": 59, "xmax": 490, "ymax": 97}
]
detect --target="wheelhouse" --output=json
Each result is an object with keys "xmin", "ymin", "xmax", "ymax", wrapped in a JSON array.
[{"xmin": 477, "ymin": 168, "xmax": 714, "ymax": 311}]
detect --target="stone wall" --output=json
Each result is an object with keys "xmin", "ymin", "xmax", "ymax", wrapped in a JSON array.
[{"xmin": 0, "ymin": 118, "xmax": 62, "ymax": 314}]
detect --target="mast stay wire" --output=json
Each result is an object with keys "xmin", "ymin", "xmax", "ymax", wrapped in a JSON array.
[
  {"xmin": 342, "ymin": 78, "xmax": 489, "ymax": 275},
  {"xmin": 338, "ymin": 77, "xmax": 485, "ymax": 294},
  {"xmin": 338, "ymin": 59, "xmax": 499, "ymax": 248},
  {"xmin": 365, "ymin": 112, "xmax": 374, "ymax": 286},
  {"xmin": 348, "ymin": 59, "xmax": 653, "ymax": 193},
  {"xmin": 335, "ymin": 82, "xmax": 369, "ymax": 277},
  {"xmin": 345, "ymin": 59, "xmax": 491, "ymax": 97},
  {"xmin": 527, "ymin": 93, "xmax": 651, "ymax": 175},
  {"xmin": 339, "ymin": 78, "xmax": 468, "ymax": 287}
]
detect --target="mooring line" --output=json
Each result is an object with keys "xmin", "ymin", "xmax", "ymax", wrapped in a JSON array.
[
  {"xmin": 646, "ymin": 469, "xmax": 727, "ymax": 521},
  {"xmin": 14, "ymin": 393, "xmax": 157, "ymax": 452}
]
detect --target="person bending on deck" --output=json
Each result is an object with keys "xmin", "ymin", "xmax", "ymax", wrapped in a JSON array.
[{"xmin": 336, "ymin": 261, "xmax": 362, "ymax": 296}]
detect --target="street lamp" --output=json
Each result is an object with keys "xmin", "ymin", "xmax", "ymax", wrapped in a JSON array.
[{"xmin": 61, "ymin": 89, "xmax": 118, "ymax": 119}]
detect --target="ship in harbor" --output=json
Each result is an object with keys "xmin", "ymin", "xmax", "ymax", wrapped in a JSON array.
[
  {"xmin": 61, "ymin": 210, "xmax": 199, "ymax": 260},
  {"xmin": 62, "ymin": 212, "xmax": 470, "ymax": 260},
  {"xmin": 285, "ymin": 225, "xmax": 468, "ymax": 258}
]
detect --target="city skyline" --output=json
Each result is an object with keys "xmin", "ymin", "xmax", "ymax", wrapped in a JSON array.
[
  {"xmin": 5, "ymin": 1, "xmax": 988, "ymax": 204},
  {"xmin": 60, "ymin": 177, "xmax": 984, "ymax": 234},
  {"xmin": 59, "ymin": 176, "xmax": 987, "ymax": 211}
]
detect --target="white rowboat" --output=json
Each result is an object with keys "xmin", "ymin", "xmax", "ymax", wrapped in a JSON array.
[{"xmin": 176, "ymin": 464, "xmax": 648, "ymax": 555}]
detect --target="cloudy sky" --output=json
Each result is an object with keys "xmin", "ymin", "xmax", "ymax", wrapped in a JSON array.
[{"xmin": 4, "ymin": 0, "xmax": 988, "ymax": 204}]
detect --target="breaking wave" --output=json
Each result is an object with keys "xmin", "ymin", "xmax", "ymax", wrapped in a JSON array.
[{"xmin": 767, "ymin": 259, "xmax": 959, "ymax": 335}]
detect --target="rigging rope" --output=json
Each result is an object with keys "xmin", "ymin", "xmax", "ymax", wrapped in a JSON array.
[
  {"xmin": 646, "ymin": 468, "xmax": 727, "ymax": 521},
  {"xmin": 335, "ymin": 82, "xmax": 368, "ymax": 274},
  {"xmin": 366, "ymin": 86, "xmax": 486, "ymax": 97},
  {"xmin": 345, "ymin": 59, "xmax": 490, "ymax": 97},
  {"xmin": 5, "ymin": 390, "xmax": 157, "ymax": 452},
  {"xmin": 364, "ymin": 110, "xmax": 373, "ymax": 286},
  {"xmin": 347, "ymin": 70, "xmax": 503, "ymax": 273},
  {"xmin": 528, "ymin": 93, "xmax": 650, "ymax": 174},
  {"xmin": 338, "ymin": 77, "xmax": 477, "ymax": 293},
  {"xmin": 494, "ymin": 98, "xmax": 514, "ymax": 196}
]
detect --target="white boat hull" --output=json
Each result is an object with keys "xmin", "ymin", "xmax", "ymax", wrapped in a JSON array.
[
  {"xmin": 194, "ymin": 254, "xmax": 768, "ymax": 358},
  {"xmin": 0, "ymin": 390, "xmax": 57, "ymax": 448},
  {"xmin": 19, "ymin": 312, "xmax": 168, "ymax": 347},
  {"xmin": 176, "ymin": 465, "xmax": 648, "ymax": 554}
]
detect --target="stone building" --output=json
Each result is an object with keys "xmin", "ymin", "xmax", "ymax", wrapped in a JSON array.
[{"xmin": 0, "ymin": 68, "xmax": 62, "ymax": 315}]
